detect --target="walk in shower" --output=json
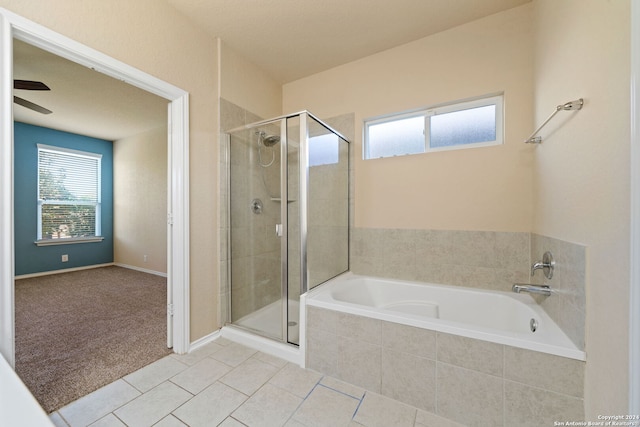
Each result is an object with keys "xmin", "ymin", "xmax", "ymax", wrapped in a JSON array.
[{"xmin": 225, "ymin": 111, "xmax": 349, "ymax": 345}]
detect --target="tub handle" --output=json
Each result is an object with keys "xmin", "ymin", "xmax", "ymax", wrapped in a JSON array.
[{"xmin": 531, "ymin": 251, "xmax": 555, "ymax": 279}]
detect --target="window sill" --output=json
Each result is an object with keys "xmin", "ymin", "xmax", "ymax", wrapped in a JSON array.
[{"xmin": 35, "ymin": 236, "xmax": 104, "ymax": 246}]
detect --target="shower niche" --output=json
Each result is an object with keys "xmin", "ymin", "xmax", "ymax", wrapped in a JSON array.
[{"xmin": 225, "ymin": 111, "xmax": 349, "ymax": 345}]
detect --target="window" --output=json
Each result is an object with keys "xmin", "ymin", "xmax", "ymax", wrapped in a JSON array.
[
  {"xmin": 36, "ymin": 144, "xmax": 103, "ymax": 244},
  {"xmin": 309, "ymin": 133, "xmax": 339, "ymax": 167},
  {"xmin": 364, "ymin": 94, "xmax": 503, "ymax": 159}
]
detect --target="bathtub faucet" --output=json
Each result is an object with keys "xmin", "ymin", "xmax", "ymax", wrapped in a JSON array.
[
  {"xmin": 512, "ymin": 283, "xmax": 552, "ymax": 296},
  {"xmin": 530, "ymin": 261, "xmax": 546, "ymax": 276},
  {"xmin": 531, "ymin": 251, "xmax": 555, "ymax": 279}
]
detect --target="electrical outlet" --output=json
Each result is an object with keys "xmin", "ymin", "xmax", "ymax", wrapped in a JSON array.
[
  {"xmin": 61, "ymin": 254, "xmax": 68, "ymax": 262},
  {"xmin": 143, "ymin": 255, "xmax": 148, "ymax": 263}
]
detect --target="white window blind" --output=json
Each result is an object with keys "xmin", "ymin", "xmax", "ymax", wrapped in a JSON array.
[{"xmin": 37, "ymin": 144, "xmax": 102, "ymax": 241}]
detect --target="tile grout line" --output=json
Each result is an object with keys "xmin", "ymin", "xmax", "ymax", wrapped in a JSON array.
[
  {"xmin": 54, "ymin": 411, "xmax": 71, "ymax": 427},
  {"xmin": 165, "ymin": 378, "xmax": 198, "ymax": 419},
  {"xmin": 316, "ymin": 383, "xmax": 365, "ymax": 401},
  {"xmin": 112, "ymin": 411, "xmax": 128, "ymax": 426},
  {"xmin": 502, "ymin": 377, "xmax": 585, "ymax": 400},
  {"xmin": 114, "ymin": 380, "xmax": 195, "ymax": 427},
  {"xmin": 304, "ymin": 376, "xmax": 325, "ymax": 400},
  {"xmin": 351, "ymin": 390, "xmax": 366, "ymax": 420},
  {"xmin": 281, "ymin": 375, "xmax": 325, "ymax": 425},
  {"xmin": 58, "ymin": 377, "xmax": 145, "ymax": 427},
  {"xmin": 228, "ymin": 415, "xmax": 249, "ymax": 426}
]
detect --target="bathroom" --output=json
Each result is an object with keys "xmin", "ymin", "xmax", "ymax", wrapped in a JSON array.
[
  {"xmin": 0, "ymin": 0, "xmax": 634, "ymax": 425},
  {"xmin": 218, "ymin": 1, "xmax": 631, "ymax": 424}
]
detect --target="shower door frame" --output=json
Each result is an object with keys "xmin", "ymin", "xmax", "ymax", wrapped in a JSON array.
[
  {"xmin": 279, "ymin": 117, "xmax": 289, "ymax": 342},
  {"xmin": 226, "ymin": 115, "xmax": 292, "ymax": 343},
  {"xmin": 226, "ymin": 110, "xmax": 349, "ymax": 345},
  {"xmin": 630, "ymin": 0, "xmax": 640, "ymax": 413}
]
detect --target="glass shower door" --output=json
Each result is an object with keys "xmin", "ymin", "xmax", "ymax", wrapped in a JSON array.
[
  {"xmin": 306, "ymin": 116, "xmax": 350, "ymax": 291},
  {"xmin": 228, "ymin": 121, "xmax": 285, "ymax": 341},
  {"xmin": 226, "ymin": 111, "xmax": 349, "ymax": 346}
]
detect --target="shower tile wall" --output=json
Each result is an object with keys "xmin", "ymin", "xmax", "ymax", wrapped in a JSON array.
[
  {"xmin": 218, "ymin": 98, "xmax": 262, "ymax": 325},
  {"xmin": 306, "ymin": 121, "xmax": 351, "ymax": 289},
  {"xmin": 228, "ymin": 129, "xmax": 281, "ymax": 321},
  {"xmin": 320, "ymin": 113, "xmax": 356, "ymax": 236},
  {"xmin": 307, "ymin": 164, "xmax": 349, "ymax": 287}
]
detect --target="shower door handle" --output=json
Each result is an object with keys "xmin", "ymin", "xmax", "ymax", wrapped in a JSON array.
[{"xmin": 275, "ymin": 223, "xmax": 283, "ymax": 237}]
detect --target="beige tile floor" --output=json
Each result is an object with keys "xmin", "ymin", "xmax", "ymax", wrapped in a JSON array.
[{"xmin": 48, "ymin": 338, "xmax": 463, "ymax": 427}]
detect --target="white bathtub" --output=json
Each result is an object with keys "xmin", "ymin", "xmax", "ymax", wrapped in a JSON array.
[{"xmin": 306, "ymin": 273, "xmax": 585, "ymax": 361}]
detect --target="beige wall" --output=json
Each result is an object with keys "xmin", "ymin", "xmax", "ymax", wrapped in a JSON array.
[
  {"xmin": 220, "ymin": 40, "xmax": 282, "ymax": 121},
  {"xmin": 532, "ymin": 0, "xmax": 631, "ymax": 416},
  {"xmin": 284, "ymin": 1, "xmax": 634, "ymax": 414},
  {"xmin": 114, "ymin": 126, "xmax": 168, "ymax": 274},
  {"xmin": 283, "ymin": 5, "xmax": 535, "ymax": 232},
  {"xmin": 0, "ymin": 0, "xmax": 220, "ymax": 341}
]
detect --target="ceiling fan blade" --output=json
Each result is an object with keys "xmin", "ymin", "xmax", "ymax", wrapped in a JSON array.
[
  {"xmin": 14, "ymin": 96, "xmax": 52, "ymax": 114},
  {"xmin": 14, "ymin": 80, "xmax": 50, "ymax": 91}
]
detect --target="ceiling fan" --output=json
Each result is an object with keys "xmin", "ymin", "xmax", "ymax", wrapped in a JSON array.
[{"xmin": 14, "ymin": 79, "xmax": 52, "ymax": 115}]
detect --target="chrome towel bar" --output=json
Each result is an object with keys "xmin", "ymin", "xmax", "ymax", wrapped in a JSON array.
[{"xmin": 524, "ymin": 98, "xmax": 584, "ymax": 144}]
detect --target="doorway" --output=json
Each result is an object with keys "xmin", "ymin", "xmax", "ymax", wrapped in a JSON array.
[{"xmin": 0, "ymin": 8, "xmax": 190, "ymax": 366}]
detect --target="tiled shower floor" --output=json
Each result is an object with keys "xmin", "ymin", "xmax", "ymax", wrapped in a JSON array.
[
  {"xmin": 48, "ymin": 338, "xmax": 463, "ymax": 427},
  {"xmin": 235, "ymin": 300, "xmax": 300, "ymax": 344}
]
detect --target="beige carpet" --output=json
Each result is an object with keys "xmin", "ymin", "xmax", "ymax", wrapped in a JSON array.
[{"xmin": 15, "ymin": 266, "xmax": 172, "ymax": 413}]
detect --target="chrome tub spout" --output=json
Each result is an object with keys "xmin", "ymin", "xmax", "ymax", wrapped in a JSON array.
[{"xmin": 512, "ymin": 283, "xmax": 552, "ymax": 296}]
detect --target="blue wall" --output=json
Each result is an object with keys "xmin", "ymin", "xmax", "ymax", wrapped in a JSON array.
[{"xmin": 14, "ymin": 122, "xmax": 114, "ymax": 275}]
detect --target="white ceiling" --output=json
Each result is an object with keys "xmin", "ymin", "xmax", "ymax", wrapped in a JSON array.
[
  {"xmin": 13, "ymin": 0, "xmax": 530, "ymax": 140},
  {"xmin": 13, "ymin": 40, "xmax": 168, "ymax": 141}
]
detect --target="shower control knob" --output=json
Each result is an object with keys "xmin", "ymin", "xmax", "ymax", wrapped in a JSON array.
[{"xmin": 251, "ymin": 198, "xmax": 263, "ymax": 214}]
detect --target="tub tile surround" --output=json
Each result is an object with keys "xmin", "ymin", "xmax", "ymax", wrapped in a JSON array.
[
  {"xmin": 306, "ymin": 306, "xmax": 585, "ymax": 426},
  {"xmin": 351, "ymin": 227, "xmax": 586, "ymax": 350},
  {"xmin": 351, "ymin": 228, "xmax": 531, "ymax": 291},
  {"xmin": 531, "ymin": 233, "xmax": 586, "ymax": 350}
]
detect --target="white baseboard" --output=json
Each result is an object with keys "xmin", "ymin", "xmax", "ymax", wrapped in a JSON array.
[
  {"xmin": 189, "ymin": 329, "xmax": 222, "ymax": 353},
  {"xmin": 114, "ymin": 263, "xmax": 167, "ymax": 278},
  {"xmin": 15, "ymin": 263, "xmax": 115, "ymax": 279}
]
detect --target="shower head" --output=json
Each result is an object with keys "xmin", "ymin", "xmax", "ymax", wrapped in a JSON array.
[{"xmin": 262, "ymin": 134, "xmax": 280, "ymax": 147}]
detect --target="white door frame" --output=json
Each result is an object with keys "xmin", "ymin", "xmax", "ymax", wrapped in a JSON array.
[
  {"xmin": 0, "ymin": 8, "xmax": 191, "ymax": 365},
  {"xmin": 630, "ymin": 0, "xmax": 640, "ymax": 415}
]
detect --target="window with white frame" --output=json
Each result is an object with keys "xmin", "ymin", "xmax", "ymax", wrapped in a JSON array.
[
  {"xmin": 37, "ymin": 144, "xmax": 102, "ymax": 243},
  {"xmin": 364, "ymin": 94, "xmax": 503, "ymax": 159}
]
